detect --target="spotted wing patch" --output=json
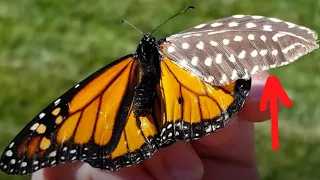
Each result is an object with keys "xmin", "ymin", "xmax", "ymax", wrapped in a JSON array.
[
  {"xmin": 160, "ymin": 15, "xmax": 319, "ymax": 86},
  {"xmin": 0, "ymin": 55, "xmax": 144, "ymax": 175},
  {"xmin": 157, "ymin": 58, "xmax": 251, "ymax": 146}
]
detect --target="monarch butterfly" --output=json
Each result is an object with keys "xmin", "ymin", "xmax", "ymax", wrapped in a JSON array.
[{"xmin": 0, "ymin": 6, "xmax": 318, "ymax": 175}]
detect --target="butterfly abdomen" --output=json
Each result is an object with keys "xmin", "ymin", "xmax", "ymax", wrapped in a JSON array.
[{"xmin": 133, "ymin": 76, "xmax": 157, "ymax": 117}]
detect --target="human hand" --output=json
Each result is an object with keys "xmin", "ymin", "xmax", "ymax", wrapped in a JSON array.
[{"xmin": 32, "ymin": 72, "xmax": 274, "ymax": 180}]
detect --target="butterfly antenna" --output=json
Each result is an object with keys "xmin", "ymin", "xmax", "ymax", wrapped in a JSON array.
[
  {"xmin": 122, "ymin": 20, "xmax": 144, "ymax": 35},
  {"xmin": 150, "ymin": 5, "xmax": 195, "ymax": 35}
]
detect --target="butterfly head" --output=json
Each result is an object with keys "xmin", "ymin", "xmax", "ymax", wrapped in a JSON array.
[
  {"xmin": 136, "ymin": 34, "xmax": 159, "ymax": 60},
  {"xmin": 140, "ymin": 34, "xmax": 157, "ymax": 46}
]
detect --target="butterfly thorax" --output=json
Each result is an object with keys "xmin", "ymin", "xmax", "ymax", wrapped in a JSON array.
[{"xmin": 133, "ymin": 34, "xmax": 161, "ymax": 117}]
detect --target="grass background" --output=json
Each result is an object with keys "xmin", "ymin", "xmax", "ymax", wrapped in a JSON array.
[{"xmin": 0, "ymin": 0, "xmax": 319, "ymax": 179}]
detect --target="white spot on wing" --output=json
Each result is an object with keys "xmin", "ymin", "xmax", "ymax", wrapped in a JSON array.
[
  {"xmin": 250, "ymin": 50, "xmax": 258, "ymax": 57},
  {"xmin": 39, "ymin": 113, "xmax": 45, "ymax": 119},
  {"xmin": 194, "ymin": 23, "xmax": 206, "ymax": 29},
  {"xmin": 233, "ymin": 14, "xmax": 245, "ymax": 18},
  {"xmin": 210, "ymin": 22, "xmax": 223, "ymax": 27},
  {"xmin": 238, "ymin": 50, "xmax": 246, "ymax": 59},
  {"xmin": 246, "ymin": 22, "xmax": 257, "ymax": 28},
  {"xmin": 5, "ymin": 150, "xmax": 13, "ymax": 157},
  {"xmin": 9, "ymin": 142, "xmax": 14, "ymax": 148},
  {"xmin": 285, "ymin": 22, "xmax": 296, "ymax": 28},
  {"xmin": 228, "ymin": 54, "xmax": 236, "ymax": 62},
  {"xmin": 270, "ymin": 64, "xmax": 277, "ymax": 68},
  {"xmin": 228, "ymin": 22, "xmax": 238, "ymax": 27},
  {"xmin": 269, "ymin": 17, "xmax": 282, "ymax": 22},
  {"xmin": 248, "ymin": 34, "xmax": 255, "ymax": 40},
  {"xmin": 251, "ymin": 15, "xmax": 263, "ymax": 19},
  {"xmin": 167, "ymin": 46, "xmax": 176, "ymax": 53},
  {"xmin": 54, "ymin": 99, "xmax": 61, "ymax": 106},
  {"xmin": 196, "ymin": 41, "xmax": 204, "ymax": 50},
  {"xmin": 205, "ymin": 76, "xmax": 215, "ymax": 83},
  {"xmin": 259, "ymin": 49, "xmax": 268, "ymax": 56},
  {"xmin": 204, "ymin": 57, "xmax": 213, "ymax": 66},
  {"xmin": 215, "ymin": 54, "xmax": 223, "ymax": 64},
  {"xmin": 262, "ymin": 66, "xmax": 269, "ymax": 71},
  {"xmin": 263, "ymin": 25, "xmax": 273, "ymax": 31},
  {"xmin": 210, "ymin": 41, "xmax": 218, "ymax": 47},
  {"xmin": 21, "ymin": 162, "xmax": 27, "ymax": 167},
  {"xmin": 279, "ymin": 61, "xmax": 289, "ymax": 66},
  {"xmin": 30, "ymin": 123, "xmax": 40, "ymax": 131},
  {"xmin": 180, "ymin": 59, "xmax": 188, "ymax": 66},
  {"xmin": 260, "ymin": 35, "xmax": 267, "ymax": 42},
  {"xmin": 231, "ymin": 70, "xmax": 238, "ymax": 80},
  {"xmin": 251, "ymin": 65, "xmax": 260, "ymax": 74},
  {"xmin": 49, "ymin": 151, "xmax": 57, "ymax": 157},
  {"xmin": 272, "ymin": 49, "xmax": 278, "ymax": 56},
  {"xmin": 10, "ymin": 159, "xmax": 16, "ymax": 164},
  {"xmin": 243, "ymin": 69, "xmax": 250, "ymax": 79},
  {"xmin": 191, "ymin": 56, "xmax": 198, "ymax": 66},
  {"xmin": 182, "ymin": 43, "xmax": 190, "ymax": 49},
  {"xmin": 223, "ymin": 39, "xmax": 230, "ymax": 45},
  {"xmin": 234, "ymin": 35, "xmax": 243, "ymax": 41},
  {"xmin": 205, "ymin": 126, "xmax": 212, "ymax": 133}
]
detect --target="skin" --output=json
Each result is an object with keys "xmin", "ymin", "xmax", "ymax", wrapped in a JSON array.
[{"xmin": 32, "ymin": 72, "xmax": 276, "ymax": 180}]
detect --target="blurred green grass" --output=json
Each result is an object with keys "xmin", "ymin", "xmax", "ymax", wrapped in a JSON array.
[{"xmin": 0, "ymin": 0, "xmax": 319, "ymax": 179}]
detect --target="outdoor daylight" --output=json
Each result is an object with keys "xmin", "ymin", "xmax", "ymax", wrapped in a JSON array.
[{"xmin": 0, "ymin": 0, "xmax": 319, "ymax": 180}]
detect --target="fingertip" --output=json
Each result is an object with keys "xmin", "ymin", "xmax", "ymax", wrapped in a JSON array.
[
  {"xmin": 77, "ymin": 162, "xmax": 154, "ymax": 180},
  {"xmin": 239, "ymin": 72, "xmax": 283, "ymax": 122},
  {"xmin": 143, "ymin": 142, "xmax": 204, "ymax": 180},
  {"xmin": 32, "ymin": 162, "xmax": 83, "ymax": 180}
]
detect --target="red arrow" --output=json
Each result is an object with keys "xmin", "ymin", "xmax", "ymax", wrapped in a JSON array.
[{"xmin": 260, "ymin": 76, "xmax": 294, "ymax": 151}]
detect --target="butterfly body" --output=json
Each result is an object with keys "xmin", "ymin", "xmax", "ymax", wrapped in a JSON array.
[
  {"xmin": 0, "ymin": 13, "xmax": 318, "ymax": 175},
  {"xmin": 133, "ymin": 35, "xmax": 161, "ymax": 118}
]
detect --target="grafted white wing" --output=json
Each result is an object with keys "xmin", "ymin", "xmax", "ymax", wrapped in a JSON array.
[{"xmin": 160, "ymin": 14, "xmax": 319, "ymax": 86}]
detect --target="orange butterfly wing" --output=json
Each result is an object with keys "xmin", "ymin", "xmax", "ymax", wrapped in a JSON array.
[
  {"xmin": 84, "ymin": 101, "xmax": 161, "ymax": 171},
  {"xmin": 0, "ymin": 55, "xmax": 160, "ymax": 175},
  {"xmin": 157, "ymin": 58, "xmax": 251, "ymax": 146}
]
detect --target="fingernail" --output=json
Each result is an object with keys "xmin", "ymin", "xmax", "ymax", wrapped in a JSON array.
[
  {"xmin": 249, "ymin": 72, "xmax": 270, "ymax": 101},
  {"xmin": 252, "ymin": 71, "xmax": 270, "ymax": 80}
]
